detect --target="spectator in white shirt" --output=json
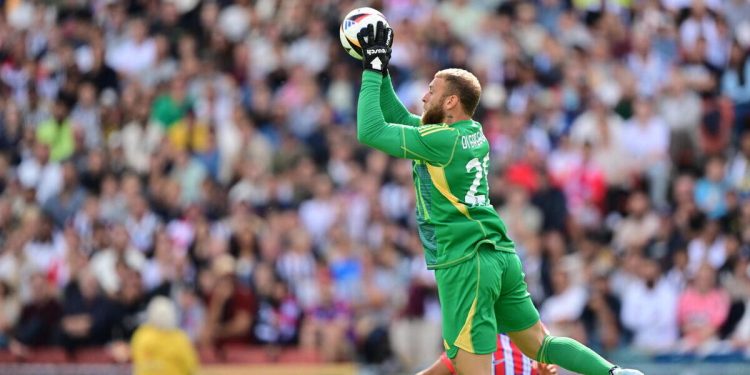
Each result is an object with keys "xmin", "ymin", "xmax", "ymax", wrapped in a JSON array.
[
  {"xmin": 679, "ymin": 0, "xmax": 728, "ymax": 67},
  {"xmin": 621, "ymin": 97, "xmax": 671, "ymax": 208},
  {"xmin": 299, "ymin": 175, "xmax": 340, "ymax": 246},
  {"xmin": 688, "ymin": 218, "xmax": 727, "ymax": 275},
  {"xmin": 120, "ymin": 95, "xmax": 162, "ymax": 175},
  {"xmin": 540, "ymin": 265, "xmax": 588, "ymax": 339},
  {"xmin": 69, "ymin": 81, "xmax": 102, "ymax": 149},
  {"xmin": 659, "ymin": 71, "xmax": 703, "ymax": 164},
  {"xmin": 16, "ymin": 143, "xmax": 62, "ymax": 205},
  {"xmin": 125, "ymin": 196, "xmax": 161, "ymax": 254},
  {"xmin": 89, "ymin": 224, "xmax": 145, "ymax": 296},
  {"xmin": 569, "ymin": 95, "xmax": 624, "ymax": 148},
  {"xmin": 105, "ymin": 18, "xmax": 156, "ymax": 77},
  {"xmin": 22, "ymin": 214, "xmax": 67, "ymax": 291},
  {"xmin": 621, "ymin": 258, "xmax": 679, "ymax": 353},
  {"xmin": 727, "ymin": 131, "xmax": 750, "ymax": 199},
  {"xmin": 627, "ymin": 29, "xmax": 670, "ymax": 97}
]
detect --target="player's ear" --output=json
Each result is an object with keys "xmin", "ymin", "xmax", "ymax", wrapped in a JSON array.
[{"xmin": 445, "ymin": 94, "xmax": 458, "ymax": 110}]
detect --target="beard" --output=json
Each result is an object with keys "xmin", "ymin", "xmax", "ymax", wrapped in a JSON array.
[{"xmin": 421, "ymin": 104, "xmax": 445, "ymax": 125}]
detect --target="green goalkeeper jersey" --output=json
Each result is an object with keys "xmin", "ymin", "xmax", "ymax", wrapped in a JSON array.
[{"xmin": 357, "ymin": 71, "xmax": 515, "ymax": 269}]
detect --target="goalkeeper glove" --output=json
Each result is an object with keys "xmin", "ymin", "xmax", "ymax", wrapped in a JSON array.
[{"xmin": 357, "ymin": 21, "xmax": 393, "ymax": 76}]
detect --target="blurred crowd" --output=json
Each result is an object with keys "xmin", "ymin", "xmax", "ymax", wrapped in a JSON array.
[{"xmin": 2, "ymin": 0, "xmax": 750, "ymax": 372}]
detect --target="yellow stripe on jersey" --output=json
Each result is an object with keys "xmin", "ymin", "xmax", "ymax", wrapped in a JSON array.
[
  {"xmin": 454, "ymin": 255, "xmax": 481, "ymax": 353},
  {"xmin": 426, "ymin": 164, "xmax": 470, "ymax": 218},
  {"xmin": 418, "ymin": 124, "xmax": 447, "ymax": 133},
  {"xmin": 420, "ymin": 127, "xmax": 453, "ymax": 137}
]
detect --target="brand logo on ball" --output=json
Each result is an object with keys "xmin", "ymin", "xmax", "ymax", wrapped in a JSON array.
[{"xmin": 343, "ymin": 19, "xmax": 355, "ymax": 30}]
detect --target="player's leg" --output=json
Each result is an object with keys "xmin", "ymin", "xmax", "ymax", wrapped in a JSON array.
[
  {"xmin": 454, "ymin": 350, "xmax": 492, "ymax": 375},
  {"xmin": 507, "ymin": 320, "xmax": 616, "ymax": 375},
  {"xmin": 497, "ymin": 252, "xmax": 642, "ymax": 375},
  {"xmin": 416, "ymin": 353, "xmax": 454, "ymax": 375},
  {"xmin": 435, "ymin": 248, "xmax": 502, "ymax": 375}
]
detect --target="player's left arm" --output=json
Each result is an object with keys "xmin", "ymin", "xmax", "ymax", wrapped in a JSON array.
[
  {"xmin": 380, "ymin": 74, "xmax": 422, "ymax": 127},
  {"xmin": 357, "ymin": 71, "xmax": 458, "ymax": 165}
]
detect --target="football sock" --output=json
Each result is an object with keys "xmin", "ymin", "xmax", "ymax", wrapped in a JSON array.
[{"xmin": 536, "ymin": 335, "xmax": 615, "ymax": 375}]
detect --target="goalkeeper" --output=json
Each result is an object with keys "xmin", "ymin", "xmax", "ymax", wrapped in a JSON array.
[{"xmin": 354, "ymin": 22, "xmax": 643, "ymax": 375}]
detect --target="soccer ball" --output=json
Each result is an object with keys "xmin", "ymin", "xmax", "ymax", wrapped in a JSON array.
[{"xmin": 339, "ymin": 7, "xmax": 391, "ymax": 61}]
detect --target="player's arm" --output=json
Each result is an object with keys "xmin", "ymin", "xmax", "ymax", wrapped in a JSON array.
[
  {"xmin": 358, "ymin": 71, "xmax": 458, "ymax": 165},
  {"xmin": 380, "ymin": 74, "xmax": 421, "ymax": 127}
]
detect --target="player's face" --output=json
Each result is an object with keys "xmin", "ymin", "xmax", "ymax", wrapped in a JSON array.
[{"xmin": 421, "ymin": 78, "xmax": 447, "ymax": 124}]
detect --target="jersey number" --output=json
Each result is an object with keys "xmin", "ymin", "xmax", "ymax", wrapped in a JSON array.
[{"xmin": 465, "ymin": 155, "xmax": 489, "ymax": 206}]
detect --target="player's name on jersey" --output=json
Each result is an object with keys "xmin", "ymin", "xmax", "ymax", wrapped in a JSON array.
[{"xmin": 461, "ymin": 132, "xmax": 487, "ymax": 150}]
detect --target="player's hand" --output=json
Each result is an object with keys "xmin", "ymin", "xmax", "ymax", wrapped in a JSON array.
[
  {"xmin": 357, "ymin": 21, "xmax": 393, "ymax": 76},
  {"xmin": 536, "ymin": 363, "xmax": 558, "ymax": 375}
]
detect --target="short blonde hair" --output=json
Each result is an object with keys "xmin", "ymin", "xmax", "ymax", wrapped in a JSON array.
[{"xmin": 435, "ymin": 68, "xmax": 482, "ymax": 116}]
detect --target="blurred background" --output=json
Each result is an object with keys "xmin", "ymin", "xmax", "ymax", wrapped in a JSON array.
[{"xmin": 1, "ymin": 0, "xmax": 750, "ymax": 374}]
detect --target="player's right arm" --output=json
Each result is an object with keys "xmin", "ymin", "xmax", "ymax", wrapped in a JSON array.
[{"xmin": 380, "ymin": 74, "xmax": 422, "ymax": 127}]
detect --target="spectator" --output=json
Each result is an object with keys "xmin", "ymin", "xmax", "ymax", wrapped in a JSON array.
[
  {"xmin": 299, "ymin": 174, "xmax": 340, "ymax": 247},
  {"xmin": 727, "ymin": 131, "xmax": 750, "ymax": 200},
  {"xmin": 687, "ymin": 217, "xmax": 728, "ymax": 274},
  {"xmin": 695, "ymin": 156, "xmax": 731, "ymax": 219},
  {"xmin": 569, "ymin": 95, "xmax": 624, "ymax": 149},
  {"xmin": 36, "ymin": 96, "xmax": 75, "ymax": 163},
  {"xmin": 613, "ymin": 191, "xmax": 661, "ymax": 254},
  {"xmin": 105, "ymin": 18, "xmax": 156, "ymax": 78},
  {"xmin": 580, "ymin": 273, "xmax": 622, "ymax": 353},
  {"xmin": 69, "ymin": 81, "xmax": 102, "ymax": 149},
  {"xmin": 119, "ymin": 97, "xmax": 162, "ymax": 175},
  {"xmin": 620, "ymin": 97, "xmax": 671, "ymax": 208},
  {"xmin": 16, "ymin": 143, "xmax": 63, "ymax": 204},
  {"xmin": 151, "ymin": 77, "xmax": 192, "ymax": 130},
  {"xmin": 677, "ymin": 264, "xmax": 730, "ymax": 352},
  {"xmin": 22, "ymin": 213, "xmax": 67, "ymax": 290},
  {"xmin": 198, "ymin": 254, "xmax": 255, "ymax": 348},
  {"xmin": 251, "ymin": 262, "xmax": 302, "ymax": 347},
  {"xmin": 722, "ymin": 40, "xmax": 750, "ymax": 133},
  {"xmin": 540, "ymin": 265, "xmax": 588, "ymax": 340},
  {"xmin": 42, "ymin": 160, "xmax": 87, "ymax": 227},
  {"xmin": 90, "ymin": 223, "xmax": 146, "ymax": 296},
  {"xmin": 125, "ymin": 196, "xmax": 162, "ymax": 255},
  {"xmin": 299, "ymin": 279, "xmax": 353, "ymax": 362},
  {"xmin": 621, "ymin": 258, "xmax": 679, "ymax": 354},
  {"xmin": 0, "ymin": 281, "xmax": 19, "ymax": 348},
  {"xmin": 660, "ymin": 71, "xmax": 703, "ymax": 168},
  {"xmin": 131, "ymin": 296, "xmax": 198, "ymax": 375},
  {"xmin": 9, "ymin": 273, "xmax": 62, "ymax": 357},
  {"xmin": 59, "ymin": 267, "xmax": 119, "ymax": 350}
]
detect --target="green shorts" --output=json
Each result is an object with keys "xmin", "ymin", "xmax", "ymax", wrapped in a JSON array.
[{"xmin": 435, "ymin": 248, "xmax": 540, "ymax": 359}]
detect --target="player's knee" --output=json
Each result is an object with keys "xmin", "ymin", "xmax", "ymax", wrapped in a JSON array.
[{"xmin": 508, "ymin": 324, "xmax": 547, "ymax": 360}]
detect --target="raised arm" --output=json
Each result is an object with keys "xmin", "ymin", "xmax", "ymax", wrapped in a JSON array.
[
  {"xmin": 381, "ymin": 75, "xmax": 422, "ymax": 127},
  {"xmin": 357, "ymin": 71, "xmax": 458, "ymax": 165}
]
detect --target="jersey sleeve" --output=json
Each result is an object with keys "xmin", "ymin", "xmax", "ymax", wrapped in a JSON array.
[
  {"xmin": 381, "ymin": 75, "xmax": 422, "ymax": 127},
  {"xmin": 358, "ymin": 71, "xmax": 459, "ymax": 166}
]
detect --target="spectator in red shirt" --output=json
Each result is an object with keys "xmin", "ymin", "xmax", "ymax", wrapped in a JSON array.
[
  {"xmin": 198, "ymin": 254, "xmax": 256, "ymax": 348},
  {"xmin": 9, "ymin": 273, "xmax": 62, "ymax": 358}
]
